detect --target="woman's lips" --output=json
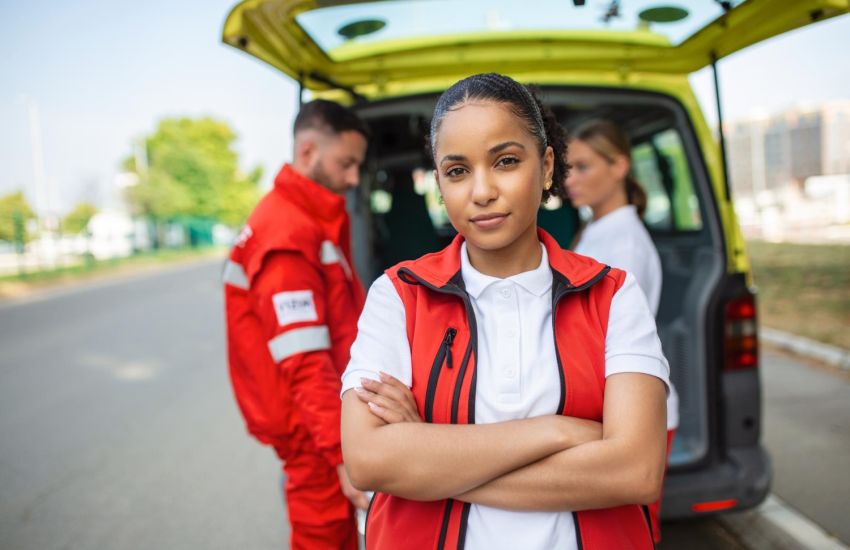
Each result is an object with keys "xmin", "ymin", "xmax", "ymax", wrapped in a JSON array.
[{"xmin": 470, "ymin": 213, "xmax": 508, "ymax": 229}]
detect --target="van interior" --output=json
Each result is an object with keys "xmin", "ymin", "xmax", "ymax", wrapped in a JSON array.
[{"xmin": 348, "ymin": 87, "xmax": 726, "ymax": 470}]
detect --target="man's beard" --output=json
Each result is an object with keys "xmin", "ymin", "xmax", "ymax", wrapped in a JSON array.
[{"xmin": 306, "ymin": 160, "xmax": 335, "ymax": 193}]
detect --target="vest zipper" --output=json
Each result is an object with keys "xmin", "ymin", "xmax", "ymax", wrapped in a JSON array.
[
  {"xmin": 572, "ymin": 511, "xmax": 584, "ymax": 550},
  {"xmin": 553, "ymin": 266, "xmax": 611, "ymax": 550},
  {"xmin": 425, "ymin": 327, "xmax": 456, "ymax": 423},
  {"xmin": 642, "ymin": 504, "xmax": 657, "ymax": 548},
  {"xmin": 363, "ymin": 491, "xmax": 376, "ymax": 547},
  {"xmin": 444, "ymin": 328, "xmax": 456, "ymax": 369},
  {"xmin": 398, "ymin": 267, "xmax": 479, "ymax": 550},
  {"xmin": 551, "ymin": 266, "xmax": 611, "ymax": 416}
]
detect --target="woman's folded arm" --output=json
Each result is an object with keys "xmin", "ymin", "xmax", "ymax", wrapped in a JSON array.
[
  {"xmin": 454, "ymin": 373, "xmax": 667, "ymax": 511},
  {"xmin": 341, "ymin": 389, "xmax": 596, "ymax": 501}
]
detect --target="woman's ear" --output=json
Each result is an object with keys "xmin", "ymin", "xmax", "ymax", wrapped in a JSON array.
[
  {"xmin": 612, "ymin": 153, "xmax": 631, "ymax": 181},
  {"xmin": 543, "ymin": 146, "xmax": 555, "ymax": 184}
]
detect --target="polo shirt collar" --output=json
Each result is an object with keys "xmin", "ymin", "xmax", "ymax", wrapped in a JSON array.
[{"xmin": 460, "ymin": 241, "xmax": 552, "ymax": 300}]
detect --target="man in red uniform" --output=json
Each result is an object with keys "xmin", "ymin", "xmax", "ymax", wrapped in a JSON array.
[{"xmin": 223, "ymin": 100, "xmax": 369, "ymax": 549}]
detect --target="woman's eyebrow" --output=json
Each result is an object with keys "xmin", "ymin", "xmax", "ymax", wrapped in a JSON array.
[
  {"xmin": 489, "ymin": 141, "xmax": 526, "ymax": 154},
  {"xmin": 439, "ymin": 154, "xmax": 467, "ymax": 165},
  {"xmin": 439, "ymin": 141, "xmax": 525, "ymax": 165}
]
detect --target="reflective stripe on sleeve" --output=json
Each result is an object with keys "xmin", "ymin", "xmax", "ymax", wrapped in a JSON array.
[
  {"xmin": 320, "ymin": 240, "xmax": 340, "ymax": 264},
  {"xmin": 320, "ymin": 240, "xmax": 352, "ymax": 279},
  {"xmin": 268, "ymin": 325, "xmax": 331, "ymax": 362},
  {"xmin": 222, "ymin": 259, "xmax": 249, "ymax": 289}
]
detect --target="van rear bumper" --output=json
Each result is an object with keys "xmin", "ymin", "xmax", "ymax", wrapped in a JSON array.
[{"xmin": 662, "ymin": 445, "xmax": 772, "ymax": 519}]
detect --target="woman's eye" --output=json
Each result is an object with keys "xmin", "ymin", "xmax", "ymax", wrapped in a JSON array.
[
  {"xmin": 497, "ymin": 156, "xmax": 519, "ymax": 167},
  {"xmin": 445, "ymin": 167, "xmax": 466, "ymax": 178}
]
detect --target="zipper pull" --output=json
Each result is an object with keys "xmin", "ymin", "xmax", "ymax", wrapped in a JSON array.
[{"xmin": 443, "ymin": 328, "xmax": 456, "ymax": 369}]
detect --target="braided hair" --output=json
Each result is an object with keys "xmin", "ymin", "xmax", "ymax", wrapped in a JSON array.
[{"xmin": 428, "ymin": 73, "xmax": 569, "ymax": 202}]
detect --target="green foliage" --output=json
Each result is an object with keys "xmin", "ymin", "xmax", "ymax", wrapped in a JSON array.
[
  {"xmin": 124, "ymin": 117, "xmax": 262, "ymax": 226},
  {"xmin": 0, "ymin": 191, "xmax": 37, "ymax": 244},
  {"xmin": 126, "ymin": 168, "xmax": 194, "ymax": 220},
  {"xmin": 62, "ymin": 202, "xmax": 98, "ymax": 234}
]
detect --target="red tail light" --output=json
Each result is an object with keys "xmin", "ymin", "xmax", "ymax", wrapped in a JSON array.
[
  {"xmin": 724, "ymin": 292, "xmax": 758, "ymax": 371},
  {"xmin": 692, "ymin": 499, "xmax": 739, "ymax": 513}
]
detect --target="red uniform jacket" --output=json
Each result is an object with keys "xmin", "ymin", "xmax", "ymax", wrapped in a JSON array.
[
  {"xmin": 365, "ymin": 230, "xmax": 655, "ymax": 550},
  {"xmin": 223, "ymin": 164, "xmax": 365, "ymax": 466}
]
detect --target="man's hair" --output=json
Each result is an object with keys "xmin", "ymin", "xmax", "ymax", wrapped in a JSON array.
[{"xmin": 293, "ymin": 99, "xmax": 370, "ymax": 139}]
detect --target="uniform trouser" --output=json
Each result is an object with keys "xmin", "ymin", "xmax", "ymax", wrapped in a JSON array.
[
  {"xmin": 275, "ymin": 445, "xmax": 358, "ymax": 550},
  {"xmin": 648, "ymin": 429, "xmax": 676, "ymax": 544}
]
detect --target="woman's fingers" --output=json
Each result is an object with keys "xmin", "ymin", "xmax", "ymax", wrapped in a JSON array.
[
  {"xmin": 355, "ymin": 387, "xmax": 414, "ymax": 423},
  {"xmin": 360, "ymin": 377, "xmax": 423, "ymax": 423},
  {"xmin": 369, "ymin": 375, "xmax": 418, "ymax": 410},
  {"xmin": 368, "ymin": 401, "xmax": 405, "ymax": 424},
  {"xmin": 379, "ymin": 372, "xmax": 419, "ymax": 409},
  {"xmin": 363, "ymin": 377, "xmax": 405, "ymax": 401}
]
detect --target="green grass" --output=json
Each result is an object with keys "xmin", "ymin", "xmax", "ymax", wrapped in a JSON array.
[
  {"xmin": 747, "ymin": 240, "xmax": 850, "ymax": 349},
  {"xmin": 0, "ymin": 247, "xmax": 226, "ymax": 298}
]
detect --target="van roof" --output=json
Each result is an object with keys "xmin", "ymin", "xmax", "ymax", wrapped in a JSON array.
[{"xmin": 222, "ymin": 0, "xmax": 848, "ymax": 97}]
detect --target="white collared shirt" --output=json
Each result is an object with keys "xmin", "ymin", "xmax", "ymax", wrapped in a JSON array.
[
  {"xmin": 574, "ymin": 204, "xmax": 678, "ymax": 430},
  {"xmin": 575, "ymin": 205, "xmax": 662, "ymax": 314},
  {"xmin": 342, "ymin": 242, "xmax": 670, "ymax": 550}
]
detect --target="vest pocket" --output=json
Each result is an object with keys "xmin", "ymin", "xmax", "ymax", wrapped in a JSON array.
[{"xmin": 424, "ymin": 327, "xmax": 457, "ymax": 423}]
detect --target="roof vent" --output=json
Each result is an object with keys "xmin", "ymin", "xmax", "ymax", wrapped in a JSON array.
[
  {"xmin": 638, "ymin": 6, "xmax": 689, "ymax": 23},
  {"xmin": 337, "ymin": 18, "xmax": 386, "ymax": 40}
]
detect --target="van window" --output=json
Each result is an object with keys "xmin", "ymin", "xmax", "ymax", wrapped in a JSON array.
[{"xmin": 631, "ymin": 129, "xmax": 703, "ymax": 232}]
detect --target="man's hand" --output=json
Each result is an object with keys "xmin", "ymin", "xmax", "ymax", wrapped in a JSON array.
[
  {"xmin": 355, "ymin": 372, "xmax": 423, "ymax": 424},
  {"xmin": 336, "ymin": 464, "xmax": 370, "ymax": 510}
]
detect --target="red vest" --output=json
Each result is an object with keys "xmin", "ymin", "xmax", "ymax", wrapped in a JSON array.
[
  {"xmin": 365, "ymin": 229, "xmax": 654, "ymax": 550},
  {"xmin": 223, "ymin": 165, "xmax": 365, "ymax": 446}
]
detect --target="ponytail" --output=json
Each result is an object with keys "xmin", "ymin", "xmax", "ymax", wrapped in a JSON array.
[
  {"xmin": 625, "ymin": 175, "xmax": 647, "ymax": 218},
  {"xmin": 529, "ymin": 88, "xmax": 569, "ymax": 202}
]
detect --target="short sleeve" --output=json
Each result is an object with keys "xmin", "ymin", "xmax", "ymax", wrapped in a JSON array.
[
  {"xmin": 605, "ymin": 272, "xmax": 670, "ymax": 392},
  {"xmin": 341, "ymin": 274, "xmax": 412, "ymax": 397}
]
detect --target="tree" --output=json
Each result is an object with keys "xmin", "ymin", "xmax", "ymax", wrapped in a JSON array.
[
  {"xmin": 0, "ymin": 191, "xmax": 37, "ymax": 245},
  {"xmin": 61, "ymin": 202, "xmax": 98, "ymax": 234},
  {"xmin": 124, "ymin": 117, "xmax": 261, "ymax": 227}
]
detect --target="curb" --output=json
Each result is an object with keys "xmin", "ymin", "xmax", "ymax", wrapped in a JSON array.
[
  {"xmin": 719, "ymin": 494, "xmax": 848, "ymax": 550},
  {"xmin": 761, "ymin": 327, "xmax": 850, "ymax": 371}
]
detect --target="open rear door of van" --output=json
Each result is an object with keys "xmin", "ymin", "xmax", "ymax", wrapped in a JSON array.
[{"xmin": 222, "ymin": 0, "xmax": 849, "ymax": 95}]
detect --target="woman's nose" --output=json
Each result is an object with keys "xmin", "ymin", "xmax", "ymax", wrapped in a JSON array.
[{"xmin": 470, "ymin": 172, "xmax": 498, "ymax": 205}]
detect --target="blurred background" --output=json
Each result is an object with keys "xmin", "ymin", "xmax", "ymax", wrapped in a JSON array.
[{"xmin": 1, "ymin": 2, "xmax": 848, "ymax": 549}]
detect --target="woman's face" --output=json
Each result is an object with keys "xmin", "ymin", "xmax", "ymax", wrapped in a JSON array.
[
  {"xmin": 434, "ymin": 101, "xmax": 553, "ymax": 254},
  {"xmin": 564, "ymin": 139, "xmax": 628, "ymax": 214}
]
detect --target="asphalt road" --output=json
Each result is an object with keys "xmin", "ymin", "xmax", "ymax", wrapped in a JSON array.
[
  {"xmin": 0, "ymin": 260, "xmax": 286, "ymax": 549},
  {"xmin": 0, "ymin": 258, "xmax": 846, "ymax": 549},
  {"xmin": 761, "ymin": 347, "xmax": 850, "ymax": 544}
]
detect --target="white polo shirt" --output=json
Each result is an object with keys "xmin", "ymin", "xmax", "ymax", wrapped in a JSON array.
[
  {"xmin": 575, "ymin": 205, "xmax": 662, "ymax": 313},
  {"xmin": 574, "ymin": 204, "xmax": 679, "ymax": 430},
  {"xmin": 342, "ymin": 242, "xmax": 670, "ymax": 550}
]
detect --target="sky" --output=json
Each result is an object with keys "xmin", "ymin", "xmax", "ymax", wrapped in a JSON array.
[{"xmin": 1, "ymin": 1, "xmax": 848, "ymax": 216}]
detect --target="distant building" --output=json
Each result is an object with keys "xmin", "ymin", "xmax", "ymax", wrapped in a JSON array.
[
  {"xmin": 822, "ymin": 102, "xmax": 850, "ymax": 175},
  {"xmin": 724, "ymin": 101, "xmax": 850, "ymax": 243},
  {"xmin": 725, "ymin": 100, "xmax": 850, "ymax": 198}
]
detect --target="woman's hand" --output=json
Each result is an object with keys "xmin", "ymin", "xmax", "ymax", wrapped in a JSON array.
[{"xmin": 355, "ymin": 372, "xmax": 423, "ymax": 424}]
